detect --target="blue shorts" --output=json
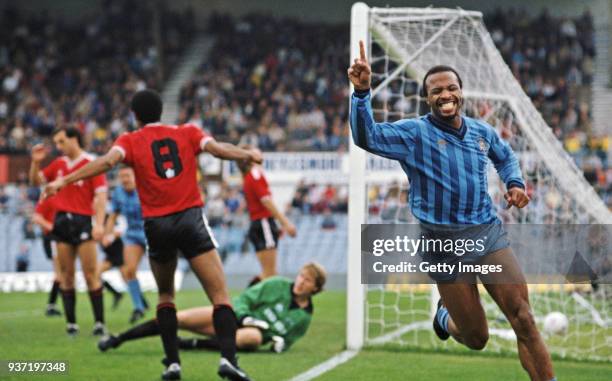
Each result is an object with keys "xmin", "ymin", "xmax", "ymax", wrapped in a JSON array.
[
  {"xmin": 419, "ymin": 220, "xmax": 510, "ymax": 282},
  {"xmin": 123, "ymin": 231, "xmax": 147, "ymax": 249}
]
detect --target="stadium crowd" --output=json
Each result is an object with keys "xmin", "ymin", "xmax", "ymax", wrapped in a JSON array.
[
  {"xmin": 177, "ymin": 12, "xmax": 350, "ymax": 152},
  {"xmin": 485, "ymin": 8, "xmax": 610, "ymax": 200},
  {"xmin": 0, "ymin": 5, "xmax": 610, "ymax": 230},
  {"xmin": 0, "ymin": 0, "xmax": 194, "ymax": 156}
]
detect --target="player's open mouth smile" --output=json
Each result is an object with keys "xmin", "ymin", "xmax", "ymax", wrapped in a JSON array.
[{"xmin": 437, "ymin": 99, "xmax": 457, "ymax": 113}]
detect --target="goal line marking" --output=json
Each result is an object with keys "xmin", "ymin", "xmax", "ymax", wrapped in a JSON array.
[{"xmin": 288, "ymin": 349, "xmax": 359, "ymax": 381}]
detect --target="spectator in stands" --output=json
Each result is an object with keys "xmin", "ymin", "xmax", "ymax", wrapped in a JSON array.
[
  {"xmin": 16, "ymin": 243, "xmax": 30, "ymax": 272},
  {"xmin": 0, "ymin": 186, "xmax": 8, "ymax": 213}
]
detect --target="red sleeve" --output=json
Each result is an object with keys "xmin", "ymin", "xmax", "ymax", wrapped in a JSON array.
[
  {"xmin": 35, "ymin": 196, "xmax": 57, "ymax": 222},
  {"xmin": 252, "ymin": 171, "xmax": 271, "ymax": 200},
  {"xmin": 41, "ymin": 158, "xmax": 61, "ymax": 182},
  {"xmin": 112, "ymin": 133, "xmax": 133, "ymax": 164},
  {"xmin": 35, "ymin": 198, "xmax": 50, "ymax": 215},
  {"xmin": 183, "ymin": 124, "xmax": 212, "ymax": 154}
]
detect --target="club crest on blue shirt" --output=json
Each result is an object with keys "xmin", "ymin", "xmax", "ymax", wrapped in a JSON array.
[
  {"xmin": 478, "ymin": 138, "xmax": 488, "ymax": 152},
  {"xmin": 437, "ymin": 139, "xmax": 447, "ymax": 148}
]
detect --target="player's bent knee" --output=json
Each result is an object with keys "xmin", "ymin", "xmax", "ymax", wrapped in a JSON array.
[
  {"xmin": 237, "ymin": 328, "xmax": 263, "ymax": 351},
  {"xmin": 464, "ymin": 330, "xmax": 489, "ymax": 350},
  {"xmin": 511, "ymin": 303, "xmax": 537, "ymax": 339}
]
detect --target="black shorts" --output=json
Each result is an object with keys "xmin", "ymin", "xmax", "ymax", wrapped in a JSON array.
[
  {"xmin": 103, "ymin": 238, "xmax": 124, "ymax": 267},
  {"xmin": 144, "ymin": 207, "xmax": 217, "ymax": 263},
  {"xmin": 51, "ymin": 212, "xmax": 93, "ymax": 246},
  {"xmin": 42, "ymin": 235, "xmax": 56, "ymax": 260},
  {"xmin": 248, "ymin": 218, "xmax": 280, "ymax": 252}
]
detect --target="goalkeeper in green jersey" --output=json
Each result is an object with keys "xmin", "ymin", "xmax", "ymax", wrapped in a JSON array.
[{"xmin": 98, "ymin": 263, "xmax": 326, "ymax": 353}]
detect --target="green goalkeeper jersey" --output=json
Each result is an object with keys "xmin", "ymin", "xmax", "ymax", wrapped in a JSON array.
[{"xmin": 233, "ymin": 276, "xmax": 313, "ymax": 350}]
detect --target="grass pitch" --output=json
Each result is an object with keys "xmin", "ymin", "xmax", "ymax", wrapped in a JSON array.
[{"xmin": 0, "ymin": 290, "xmax": 610, "ymax": 380}]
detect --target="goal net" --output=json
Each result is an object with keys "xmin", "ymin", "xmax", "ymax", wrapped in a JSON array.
[{"xmin": 347, "ymin": 3, "xmax": 612, "ymax": 361}]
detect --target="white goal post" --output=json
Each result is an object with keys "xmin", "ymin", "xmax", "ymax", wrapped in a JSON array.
[{"xmin": 347, "ymin": 3, "xmax": 612, "ymax": 361}]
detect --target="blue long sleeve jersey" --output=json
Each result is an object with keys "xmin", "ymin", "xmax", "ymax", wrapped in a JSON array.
[
  {"xmin": 111, "ymin": 186, "xmax": 145, "ymax": 239},
  {"xmin": 350, "ymin": 91, "xmax": 525, "ymax": 224}
]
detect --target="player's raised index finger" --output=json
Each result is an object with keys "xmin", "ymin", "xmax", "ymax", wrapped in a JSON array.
[{"xmin": 359, "ymin": 40, "xmax": 366, "ymax": 61}]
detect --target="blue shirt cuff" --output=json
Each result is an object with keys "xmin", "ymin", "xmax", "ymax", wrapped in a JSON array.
[
  {"xmin": 353, "ymin": 89, "xmax": 371, "ymax": 98},
  {"xmin": 506, "ymin": 180, "xmax": 525, "ymax": 190}
]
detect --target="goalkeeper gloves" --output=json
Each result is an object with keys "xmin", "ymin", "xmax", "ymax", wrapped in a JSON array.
[
  {"xmin": 270, "ymin": 335, "xmax": 286, "ymax": 353},
  {"xmin": 240, "ymin": 316, "xmax": 270, "ymax": 331}
]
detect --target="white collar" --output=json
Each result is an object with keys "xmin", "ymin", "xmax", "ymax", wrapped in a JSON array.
[{"xmin": 62, "ymin": 151, "xmax": 93, "ymax": 169}]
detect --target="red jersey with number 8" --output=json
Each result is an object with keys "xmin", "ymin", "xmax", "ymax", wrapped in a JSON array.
[{"xmin": 112, "ymin": 123, "xmax": 212, "ymax": 218}]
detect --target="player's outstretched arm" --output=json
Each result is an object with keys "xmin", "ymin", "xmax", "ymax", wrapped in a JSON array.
[
  {"xmin": 487, "ymin": 128, "xmax": 529, "ymax": 209},
  {"xmin": 43, "ymin": 149, "xmax": 122, "ymax": 198},
  {"xmin": 205, "ymin": 140, "xmax": 263, "ymax": 163},
  {"xmin": 261, "ymin": 197, "xmax": 296, "ymax": 237},
  {"xmin": 347, "ymin": 40, "xmax": 415, "ymax": 161},
  {"xmin": 347, "ymin": 40, "xmax": 371, "ymax": 91}
]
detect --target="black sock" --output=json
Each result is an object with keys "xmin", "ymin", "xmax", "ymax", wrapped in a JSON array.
[
  {"xmin": 247, "ymin": 276, "xmax": 261, "ymax": 288},
  {"xmin": 48, "ymin": 280, "xmax": 60, "ymax": 305},
  {"xmin": 61, "ymin": 288, "xmax": 76, "ymax": 324},
  {"xmin": 213, "ymin": 304, "xmax": 238, "ymax": 364},
  {"xmin": 118, "ymin": 319, "xmax": 160, "ymax": 343},
  {"xmin": 157, "ymin": 303, "xmax": 180, "ymax": 364},
  {"xmin": 103, "ymin": 280, "xmax": 121, "ymax": 297},
  {"xmin": 179, "ymin": 336, "xmax": 220, "ymax": 350},
  {"xmin": 88, "ymin": 287, "xmax": 104, "ymax": 323}
]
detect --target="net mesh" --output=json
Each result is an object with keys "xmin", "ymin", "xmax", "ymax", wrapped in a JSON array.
[{"xmin": 361, "ymin": 7, "xmax": 611, "ymax": 361}]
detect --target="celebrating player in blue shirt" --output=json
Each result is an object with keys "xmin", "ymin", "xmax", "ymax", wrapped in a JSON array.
[
  {"xmin": 103, "ymin": 166, "xmax": 149, "ymax": 323},
  {"xmin": 348, "ymin": 41, "xmax": 556, "ymax": 381}
]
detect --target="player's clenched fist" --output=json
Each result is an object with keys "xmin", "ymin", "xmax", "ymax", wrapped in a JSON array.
[
  {"xmin": 347, "ymin": 40, "xmax": 371, "ymax": 90},
  {"xmin": 31, "ymin": 143, "xmax": 47, "ymax": 163},
  {"xmin": 504, "ymin": 187, "xmax": 530, "ymax": 209}
]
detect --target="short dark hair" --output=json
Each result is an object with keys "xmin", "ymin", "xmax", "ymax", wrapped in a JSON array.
[
  {"xmin": 420, "ymin": 65, "xmax": 463, "ymax": 97},
  {"xmin": 53, "ymin": 127, "xmax": 83, "ymax": 147},
  {"xmin": 131, "ymin": 89, "xmax": 163, "ymax": 124}
]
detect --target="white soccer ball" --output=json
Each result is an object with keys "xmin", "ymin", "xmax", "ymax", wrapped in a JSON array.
[{"xmin": 543, "ymin": 312, "xmax": 569, "ymax": 335}]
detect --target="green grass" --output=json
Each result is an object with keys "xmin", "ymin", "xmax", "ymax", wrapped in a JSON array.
[
  {"xmin": 1, "ymin": 290, "xmax": 610, "ymax": 380},
  {"xmin": 319, "ymin": 349, "xmax": 612, "ymax": 381},
  {"xmin": 0, "ymin": 290, "xmax": 346, "ymax": 380}
]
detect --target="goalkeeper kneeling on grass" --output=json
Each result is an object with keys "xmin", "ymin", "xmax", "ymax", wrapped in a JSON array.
[{"xmin": 98, "ymin": 262, "xmax": 326, "ymax": 354}]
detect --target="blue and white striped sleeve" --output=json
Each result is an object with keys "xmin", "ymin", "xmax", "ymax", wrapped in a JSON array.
[
  {"xmin": 487, "ymin": 126, "xmax": 525, "ymax": 190},
  {"xmin": 349, "ymin": 90, "xmax": 415, "ymax": 161}
]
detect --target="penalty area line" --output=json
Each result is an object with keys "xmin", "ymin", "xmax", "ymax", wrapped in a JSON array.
[{"xmin": 288, "ymin": 349, "xmax": 359, "ymax": 381}]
